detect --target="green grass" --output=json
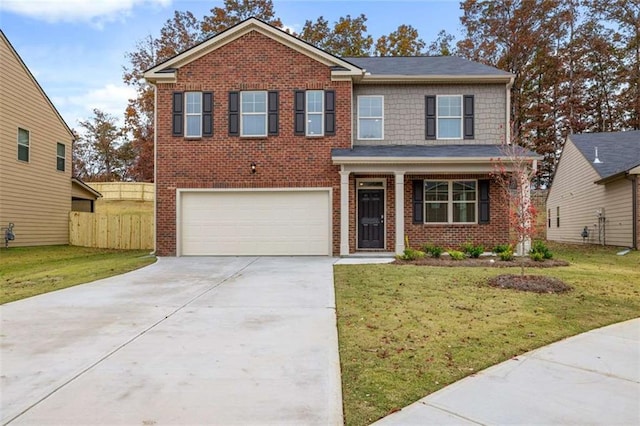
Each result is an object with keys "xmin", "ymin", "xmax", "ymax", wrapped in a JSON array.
[
  {"xmin": 0, "ymin": 245, "xmax": 156, "ymax": 304},
  {"xmin": 334, "ymin": 243, "xmax": 640, "ymax": 426}
]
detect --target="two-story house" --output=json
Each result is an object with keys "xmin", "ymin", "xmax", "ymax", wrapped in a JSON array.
[
  {"xmin": 1, "ymin": 30, "xmax": 100, "ymax": 247},
  {"xmin": 144, "ymin": 18, "xmax": 538, "ymax": 256}
]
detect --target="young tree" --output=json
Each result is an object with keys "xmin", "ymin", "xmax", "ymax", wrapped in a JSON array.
[
  {"xmin": 201, "ymin": 0, "xmax": 282, "ymax": 37},
  {"xmin": 298, "ymin": 14, "xmax": 373, "ymax": 56},
  {"xmin": 425, "ymin": 30, "xmax": 456, "ymax": 56},
  {"xmin": 374, "ymin": 24, "xmax": 425, "ymax": 56},
  {"xmin": 491, "ymin": 127, "xmax": 540, "ymax": 275}
]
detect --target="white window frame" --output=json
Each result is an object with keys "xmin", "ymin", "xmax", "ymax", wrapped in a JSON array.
[
  {"xmin": 306, "ymin": 90, "xmax": 324, "ymax": 136},
  {"xmin": 436, "ymin": 95, "xmax": 463, "ymax": 140},
  {"xmin": 240, "ymin": 91, "xmax": 268, "ymax": 137},
  {"xmin": 185, "ymin": 92, "xmax": 202, "ymax": 138},
  {"xmin": 56, "ymin": 142, "xmax": 65, "ymax": 172},
  {"xmin": 357, "ymin": 95, "xmax": 384, "ymax": 140},
  {"xmin": 424, "ymin": 179, "xmax": 477, "ymax": 224},
  {"xmin": 17, "ymin": 127, "xmax": 29, "ymax": 162}
]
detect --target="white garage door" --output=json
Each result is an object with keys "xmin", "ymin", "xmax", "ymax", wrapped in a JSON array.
[{"xmin": 180, "ymin": 190, "xmax": 331, "ymax": 256}]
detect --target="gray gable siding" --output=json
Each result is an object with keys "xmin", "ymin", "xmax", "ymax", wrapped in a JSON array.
[{"xmin": 353, "ymin": 84, "xmax": 507, "ymax": 146}]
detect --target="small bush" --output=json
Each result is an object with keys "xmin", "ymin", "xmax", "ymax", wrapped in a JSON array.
[
  {"xmin": 430, "ymin": 246, "xmax": 444, "ymax": 258},
  {"xmin": 448, "ymin": 250, "xmax": 465, "ymax": 260},
  {"xmin": 467, "ymin": 244, "xmax": 484, "ymax": 259},
  {"xmin": 460, "ymin": 242, "xmax": 474, "ymax": 253},
  {"xmin": 530, "ymin": 252, "xmax": 545, "ymax": 262},
  {"xmin": 493, "ymin": 244, "xmax": 511, "ymax": 254},
  {"xmin": 530, "ymin": 240, "xmax": 553, "ymax": 259},
  {"xmin": 398, "ymin": 248, "xmax": 425, "ymax": 261},
  {"xmin": 499, "ymin": 249, "xmax": 514, "ymax": 261}
]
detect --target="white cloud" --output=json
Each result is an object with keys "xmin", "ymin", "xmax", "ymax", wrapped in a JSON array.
[
  {"xmin": 55, "ymin": 83, "xmax": 137, "ymax": 128},
  {"xmin": 1, "ymin": 0, "xmax": 172, "ymax": 25}
]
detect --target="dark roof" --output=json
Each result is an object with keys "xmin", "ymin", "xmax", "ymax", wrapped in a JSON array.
[
  {"xmin": 332, "ymin": 144, "xmax": 539, "ymax": 158},
  {"xmin": 569, "ymin": 131, "xmax": 640, "ymax": 180},
  {"xmin": 342, "ymin": 56, "xmax": 512, "ymax": 77}
]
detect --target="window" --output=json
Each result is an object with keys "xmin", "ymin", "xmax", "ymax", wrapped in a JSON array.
[
  {"xmin": 437, "ymin": 95, "xmax": 462, "ymax": 139},
  {"xmin": 358, "ymin": 96, "xmax": 383, "ymax": 139},
  {"xmin": 185, "ymin": 92, "xmax": 202, "ymax": 138},
  {"xmin": 556, "ymin": 206, "xmax": 560, "ymax": 227},
  {"xmin": 241, "ymin": 91, "xmax": 267, "ymax": 137},
  {"xmin": 18, "ymin": 128, "xmax": 29, "ymax": 162},
  {"xmin": 424, "ymin": 180, "xmax": 477, "ymax": 223},
  {"xmin": 306, "ymin": 90, "xmax": 324, "ymax": 136},
  {"xmin": 56, "ymin": 143, "xmax": 65, "ymax": 172},
  {"xmin": 548, "ymin": 209, "xmax": 551, "ymax": 228}
]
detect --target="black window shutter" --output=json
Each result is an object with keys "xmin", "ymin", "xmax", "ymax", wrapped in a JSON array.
[
  {"xmin": 464, "ymin": 95, "xmax": 474, "ymax": 139},
  {"xmin": 294, "ymin": 90, "xmax": 305, "ymax": 135},
  {"xmin": 228, "ymin": 91, "xmax": 239, "ymax": 136},
  {"xmin": 479, "ymin": 179, "xmax": 490, "ymax": 224},
  {"xmin": 202, "ymin": 92, "xmax": 213, "ymax": 137},
  {"xmin": 172, "ymin": 92, "xmax": 183, "ymax": 137},
  {"xmin": 413, "ymin": 180, "xmax": 424, "ymax": 223},
  {"xmin": 325, "ymin": 90, "xmax": 336, "ymax": 136},
  {"xmin": 425, "ymin": 95, "xmax": 436, "ymax": 140},
  {"xmin": 268, "ymin": 91, "xmax": 279, "ymax": 135}
]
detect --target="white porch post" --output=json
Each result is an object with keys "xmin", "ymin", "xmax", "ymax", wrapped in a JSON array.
[
  {"xmin": 339, "ymin": 170, "xmax": 350, "ymax": 256},
  {"xmin": 395, "ymin": 171, "xmax": 405, "ymax": 255}
]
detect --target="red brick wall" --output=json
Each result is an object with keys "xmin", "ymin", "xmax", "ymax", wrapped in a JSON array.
[
  {"xmin": 155, "ymin": 31, "xmax": 352, "ymax": 255},
  {"xmin": 403, "ymin": 175, "xmax": 509, "ymax": 251}
]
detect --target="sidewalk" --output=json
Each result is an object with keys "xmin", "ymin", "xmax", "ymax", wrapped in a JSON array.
[{"xmin": 374, "ymin": 318, "xmax": 640, "ymax": 425}]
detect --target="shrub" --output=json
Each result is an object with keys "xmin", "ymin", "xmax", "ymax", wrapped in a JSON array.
[
  {"xmin": 460, "ymin": 242, "xmax": 474, "ymax": 253},
  {"xmin": 398, "ymin": 248, "xmax": 425, "ymax": 261},
  {"xmin": 530, "ymin": 240, "xmax": 553, "ymax": 259},
  {"xmin": 467, "ymin": 244, "xmax": 484, "ymax": 259},
  {"xmin": 493, "ymin": 244, "xmax": 511, "ymax": 254},
  {"xmin": 499, "ymin": 249, "xmax": 514, "ymax": 261},
  {"xmin": 448, "ymin": 250, "xmax": 465, "ymax": 260},
  {"xmin": 430, "ymin": 246, "xmax": 444, "ymax": 258},
  {"xmin": 530, "ymin": 252, "xmax": 545, "ymax": 262}
]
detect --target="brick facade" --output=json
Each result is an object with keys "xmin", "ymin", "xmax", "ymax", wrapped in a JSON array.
[{"xmin": 154, "ymin": 31, "xmax": 351, "ymax": 255}]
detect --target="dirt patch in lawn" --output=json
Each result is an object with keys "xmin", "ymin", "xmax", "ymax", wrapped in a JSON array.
[
  {"xmin": 488, "ymin": 274, "xmax": 572, "ymax": 293},
  {"xmin": 394, "ymin": 257, "xmax": 570, "ymax": 268}
]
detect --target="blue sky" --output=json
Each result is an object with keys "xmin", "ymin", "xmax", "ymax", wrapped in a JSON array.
[{"xmin": 0, "ymin": 0, "xmax": 463, "ymax": 130}]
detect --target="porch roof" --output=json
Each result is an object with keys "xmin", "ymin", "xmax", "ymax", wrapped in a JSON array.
[{"xmin": 332, "ymin": 144, "xmax": 540, "ymax": 165}]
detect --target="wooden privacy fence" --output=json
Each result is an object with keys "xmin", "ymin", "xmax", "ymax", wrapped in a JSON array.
[
  {"xmin": 88, "ymin": 182, "xmax": 154, "ymax": 201},
  {"xmin": 70, "ymin": 212, "xmax": 153, "ymax": 250}
]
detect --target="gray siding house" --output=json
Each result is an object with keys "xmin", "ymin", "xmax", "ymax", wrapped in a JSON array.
[{"xmin": 547, "ymin": 131, "xmax": 640, "ymax": 248}]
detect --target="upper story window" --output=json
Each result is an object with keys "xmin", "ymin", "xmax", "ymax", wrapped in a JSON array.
[
  {"xmin": 18, "ymin": 128, "xmax": 29, "ymax": 162},
  {"xmin": 424, "ymin": 180, "xmax": 477, "ymax": 224},
  {"xmin": 426, "ymin": 95, "xmax": 474, "ymax": 140},
  {"xmin": 358, "ymin": 96, "xmax": 384, "ymax": 140},
  {"xmin": 437, "ymin": 95, "xmax": 462, "ymax": 139},
  {"xmin": 56, "ymin": 143, "xmax": 65, "ymax": 172},
  {"xmin": 306, "ymin": 90, "xmax": 324, "ymax": 136},
  {"xmin": 172, "ymin": 91, "xmax": 213, "ymax": 138},
  {"xmin": 185, "ymin": 92, "xmax": 202, "ymax": 138},
  {"xmin": 241, "ymin": 91, "xmax": 268, "ymax": 137}
]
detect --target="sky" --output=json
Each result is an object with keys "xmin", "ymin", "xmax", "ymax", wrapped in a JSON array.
[{"xmin": 0, "ymin": 0, "xmax": 463, "ymax": 130}]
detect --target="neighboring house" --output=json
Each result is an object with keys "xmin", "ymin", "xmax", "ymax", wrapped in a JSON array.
[
  {"xmin": 72, "ymin": 177, "xmax": 102, "ymax": 213},
  {"xmin": 547, "ymin": 131, "xmax": 640, "ymax": 249},
  {"xmin": 144, "ymin": 18, "xmax": 539, "ymax": 256},
  {"xmin": 0, "ymin": 30, "xmax": 90, "ymax": 246}
]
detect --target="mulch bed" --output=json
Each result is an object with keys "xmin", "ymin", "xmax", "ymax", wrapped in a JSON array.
[
  {"xmin": 487, "ymin": 274, "xmax": 572, "ymax": 293},
  {"xmin": 394, "ymin": 257, "xmax": 570, "ymax": 268}
]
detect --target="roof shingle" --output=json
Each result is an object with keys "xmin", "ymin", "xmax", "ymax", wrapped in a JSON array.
[
  {"xmin": 569, "ymin": 131, "xmax": 640, "ymax": 180},
  {"xmin": 342, "ymin": 56, "xmax": 512, "ymax": 77}
]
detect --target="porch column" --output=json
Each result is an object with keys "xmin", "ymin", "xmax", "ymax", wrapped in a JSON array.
[
  {"xmin": 395, "ymin": 171, "xmax": 405, "ymax": 255},
  {"xmin": 339, "ymin": 170, "xmax": 350, "ymax": 256}
]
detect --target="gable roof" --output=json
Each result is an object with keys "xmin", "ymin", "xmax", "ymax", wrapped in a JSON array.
[
  {"xmin": 569, "ymin": 131, "xmax": 640, "ymax": 182},
  {"xmin": 144, "ymin": 17, "xmax": 362, "ymax": 83},
  {"xmin": 343, "ymin": 56, "xmax": 513, "ymax": 83},
  {"xmin": 0, "ymin": 30, "xmax": 74, "ymax": 139},
  {"xmin": 144, "ymin": 17, "xmax": 514, "ymax": 85}
]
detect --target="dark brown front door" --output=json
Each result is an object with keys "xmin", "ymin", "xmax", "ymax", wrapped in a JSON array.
[{"xmin": 358, "ymin": 189, "xmax": 384, "ymax": 249}]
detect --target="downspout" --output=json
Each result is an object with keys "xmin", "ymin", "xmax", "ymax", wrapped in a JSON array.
[
  {"xmin": 150, "ymin": 81, "xmax": 158, "ymax": 256},
  {"xmin": 506, "ymin": 76, "xmax": 514, "ymax": 145}
]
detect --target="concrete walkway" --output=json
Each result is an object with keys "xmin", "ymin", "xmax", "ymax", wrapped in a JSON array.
[
  {"xmin": 0, "ymin": 257, "xmax": 342, "ymax": 425},
  {"xmin": 374, "ymin": 318, "xmax": 640, "ymax": 425}
]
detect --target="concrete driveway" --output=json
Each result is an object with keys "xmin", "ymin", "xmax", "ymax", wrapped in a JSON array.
[{"xmin": 1, "ymin": 257, "xmax": 342, "ymax": 425}]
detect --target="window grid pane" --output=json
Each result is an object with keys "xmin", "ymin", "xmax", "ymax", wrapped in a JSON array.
[
  {"xmin": 57, "ymin": 143, "xmax": 65, "ymax": 171},
  {"xmin": 358, "ymin": 96, "xmax": 383, "ymax": 139},
  {"xmin": 185, "ymin": 92, "xmax": 202, "ymax": 137},
  {"xmin": 424, "ymin": 180, "xmax": 477, "ymax": 224},
  {"xmin": 241, "ymin": 91, "xmax": 267, "ymax": 136},
  {"xmin": 18, "ymin": 128, "xmax": 29, "ymax": 161},
  {"xmin": 437, "ymin": 96, "xmax": 462, "ymax": 139},
  {"xmin": 306, "ymin": 91, "xmax": 324, "ymax": 136}
]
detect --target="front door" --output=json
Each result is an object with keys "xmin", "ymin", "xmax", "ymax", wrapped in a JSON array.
[{"xmin": 358, "ymin": 189, "xmax": 384, "ymax": 249}]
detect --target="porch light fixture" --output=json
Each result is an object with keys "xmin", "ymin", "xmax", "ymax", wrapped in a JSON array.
[{"xmin": 251, "ymin": 162, "xmax": 257, "ymax": 174}]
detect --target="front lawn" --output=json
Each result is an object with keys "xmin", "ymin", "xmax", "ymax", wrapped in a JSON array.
[
  {"xmin": 334, "ymin": 243, "xmax": 640, "ymax": 426},
  {"xmin": 0, "ymin": 245, "xmax": 156, "ymax": 304}
]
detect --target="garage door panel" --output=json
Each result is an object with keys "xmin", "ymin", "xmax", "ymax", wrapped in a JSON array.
[{"xmin": 180, "ymin": 191, "xmax": 330, "ymax": 255}]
